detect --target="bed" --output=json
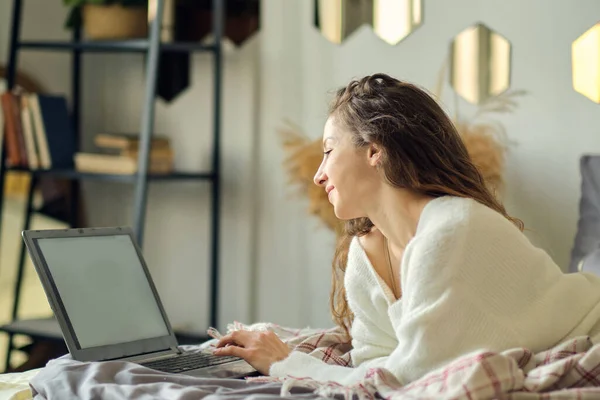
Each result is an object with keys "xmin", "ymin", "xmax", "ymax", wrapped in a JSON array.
[{"xmin": 2, "ymin": 322, "xmax": 600, "ymax": 400}]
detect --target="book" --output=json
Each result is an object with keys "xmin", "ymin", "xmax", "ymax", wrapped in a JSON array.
[
  {"xmin": 121, "ymin": 146, "xmax": 174, "ymax": 160},
  {"xmin": 20, "ymin": 95, "xmax": 40, "ymax": 170},
  {"xmin": 0, "ymin": 91, "xmax": 3, "ymax": 167},
  {"xmin": 27, "ymin": 93, "xmax": 52, "ymax": 169},
  {"xmin": 94, "ymin": 133, "xmax": 170, "ymax": 151},
  {"xmin": 74, "ymin": 152, "xmax": 173, "ymax": 175},
  {"xmin": 1, "ymin": 91, "xmax": 28, "ymax": 168},
  {"xmin": 32, "ymin": 94, "xmax": 76, "ymax": 169}
]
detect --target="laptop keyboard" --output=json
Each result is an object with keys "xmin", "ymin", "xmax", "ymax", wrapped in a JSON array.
[{"xmin": 140, "ymin": 352, "xmax": 242, "ymax": 374}]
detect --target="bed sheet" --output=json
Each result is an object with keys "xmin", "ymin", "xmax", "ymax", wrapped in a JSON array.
[{"xmin": 0, "ymin": 368, "xmax": 41, "ymax": 400}]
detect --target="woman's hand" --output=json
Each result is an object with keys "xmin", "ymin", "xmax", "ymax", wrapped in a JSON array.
[{"xmin": 213, "ymin": 330, "xmax": 291, "ymax": 375}]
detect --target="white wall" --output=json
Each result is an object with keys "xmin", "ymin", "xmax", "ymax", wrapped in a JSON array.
[
  {"xmin": 1, "ymin": 0, "xmax": 599, "ymax": 335},
  {"xmin": 254, "ymin": 0, "xmax": 600, "ymax": 328}
]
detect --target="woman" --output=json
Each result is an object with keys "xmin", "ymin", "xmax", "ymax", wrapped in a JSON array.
[{"xmin": 214, "ymin": 74, "xmax": 600, "ymax": 385}]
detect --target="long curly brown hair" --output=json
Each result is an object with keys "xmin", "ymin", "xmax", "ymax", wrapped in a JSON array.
[{"xmin": 327, "ymin": 74, "xmax": 523, "ymax": 340}]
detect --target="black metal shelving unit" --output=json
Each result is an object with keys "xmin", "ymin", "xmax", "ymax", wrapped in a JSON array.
[{"xmin": 0, "ymin": 0, "xmax": 224, "ymax": 372}]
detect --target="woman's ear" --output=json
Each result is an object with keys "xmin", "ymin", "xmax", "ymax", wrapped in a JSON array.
[{"xmin": 367, "ymin": 143, "xmax": 382, "ymax": 167}]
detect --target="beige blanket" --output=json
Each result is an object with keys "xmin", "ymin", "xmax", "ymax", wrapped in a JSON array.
[{"xmin": 0, "ymin": 368, "xmax": 41, "ymax": 400}]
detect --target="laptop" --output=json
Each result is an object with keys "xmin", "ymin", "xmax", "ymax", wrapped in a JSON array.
[{"xmin": 21, "ymin": 226, "xmax": 257, "ymax": 378}]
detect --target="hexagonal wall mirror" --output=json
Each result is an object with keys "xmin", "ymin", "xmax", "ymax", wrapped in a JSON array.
[
  {"xmin": 449, "ymin": 23, "xmax": 512, "ymax": 105},
  {"xmin": 372, "ymin": 0, "xmax": 423, "ymax": 45},
  {"xmin": 572, "ymin": 22, "xmax": 600, "ymax": 103},
  {"xmin": 314, "ymin": 0, "xmax": 422, "ymax": 45}
]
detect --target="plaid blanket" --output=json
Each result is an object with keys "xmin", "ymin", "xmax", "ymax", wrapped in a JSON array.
[{"xmin": 210, "ymin": 322, "xmax": 600, "ymax": 400}]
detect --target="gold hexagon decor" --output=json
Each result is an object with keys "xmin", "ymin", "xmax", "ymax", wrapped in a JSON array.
[
  {"xmin": 572, "ymin": 22, "xmax": 600, "ymax": 103},
  {"xmin": 314, "ymin": 0, "xmax": 370, "ymax": 44},
  {"xmin": 372, "ymin": 0, "xmax": 423, "ymax": 45},
  {"xmin": 449, "ymin": 23, "xmax": 512, "ymax": 105},
  {"xmin": 314, "ymin": 0, "xmax": 422, "ymax": 45}
]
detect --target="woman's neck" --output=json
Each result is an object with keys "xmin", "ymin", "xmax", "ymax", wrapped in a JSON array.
[{"xmin": 366, "ymin": 187, "xmax": 433, "ymax": 251}]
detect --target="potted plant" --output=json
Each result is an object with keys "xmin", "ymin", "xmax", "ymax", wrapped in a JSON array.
[{"xmin": 64, "ymin": 0, "xmax": 149, "ymax": 40}]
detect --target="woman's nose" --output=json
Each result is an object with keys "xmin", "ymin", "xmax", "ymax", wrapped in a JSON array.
[{"xmin": 313, "ymin": 168, "xmax": 327, "ymax": 187}]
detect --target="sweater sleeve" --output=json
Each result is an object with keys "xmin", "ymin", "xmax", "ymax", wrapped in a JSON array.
[{"xmin": 270, "ymin": 351, "xmax": 388, "ymax": 384}]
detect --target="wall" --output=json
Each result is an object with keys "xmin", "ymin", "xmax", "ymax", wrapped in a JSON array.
[
  {"xmin": 253, "ymin": 0, "xmax": 600, "ymax": 327},
  {"xmin": 1, "ymin": 0, "xmax": 599, "ymax": 335}
]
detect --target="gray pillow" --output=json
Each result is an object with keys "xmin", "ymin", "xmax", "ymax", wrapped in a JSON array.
[
  {"xmin": 581, "ymin": 246, "xmax": 600, "ymax": 275},
  {"xmin": 570, "ymin": 155, "xmax": 600, "ymax": 273}
]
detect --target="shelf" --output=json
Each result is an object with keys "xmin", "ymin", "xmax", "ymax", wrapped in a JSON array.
[
  {"xmin": 18, "ymin": 40, "xmax": 217, "ymax": 53},
  {"xmin": 0, "ymin": 317, "xmax": 211, "ymax": 345},
  {"xmin": 2, "ymin": 0, "xmax": 226, "ymax": 373},
  {"xmin": 6, "ymin": 167, "xmax": 215, "ymax": 183},
  {"xmin": 0, "ymin": 317, "xmax": 63, "ymax": 341}
]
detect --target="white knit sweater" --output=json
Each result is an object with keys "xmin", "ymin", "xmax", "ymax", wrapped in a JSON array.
[{"xmin": 270, "ymin": 196, "xmax": 600, "ymax": 385}]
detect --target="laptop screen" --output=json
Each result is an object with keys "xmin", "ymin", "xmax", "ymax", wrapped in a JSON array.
[{"xmin": 36, "ymin": 234, "xmax": 170, "ymax": 349}]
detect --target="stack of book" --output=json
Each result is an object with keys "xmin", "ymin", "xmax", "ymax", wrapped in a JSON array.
[
  {"xmin": 1, "ymin": 90, "xmax": 76, "ymax": 170},
  {"xmin": 75, "ymin": 133, "xmax": 174, "ymax": 175}
]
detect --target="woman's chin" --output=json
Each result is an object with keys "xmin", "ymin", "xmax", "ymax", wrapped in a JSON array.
[
  {"xmin": 333, "ymin": 206, "xmax": 362, "ymax": 221},
  {"xmin": 333, "ymin": 208, "xmax": 346, "ymax": 220}
]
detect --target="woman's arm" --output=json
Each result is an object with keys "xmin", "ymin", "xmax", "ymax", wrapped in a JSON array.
[
  {"xmin": 268, "ymin": 217, "xmax": 524, "ymax": 385},
  {"xmin": 218, "ymin": 209, "xmax": 526, "ymax": 385},
  {"xmin": 266, "ymin": 228, "xmax": 508, "ymax": 385}
]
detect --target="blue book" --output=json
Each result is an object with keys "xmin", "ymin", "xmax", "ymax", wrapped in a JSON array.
[{"xmin": 33, "ymin": 94, "xmax": 76, "ymax": 169}]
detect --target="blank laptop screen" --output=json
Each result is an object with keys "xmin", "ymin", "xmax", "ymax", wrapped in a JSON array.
[{"xmin": 36, "ymin": 234, "xmax": 169, "ymax": 349}]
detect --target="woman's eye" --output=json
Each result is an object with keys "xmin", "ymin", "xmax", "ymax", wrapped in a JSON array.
[{"xmin": 324, "ymin": 150, "xmax": 332, "ymax": 156}]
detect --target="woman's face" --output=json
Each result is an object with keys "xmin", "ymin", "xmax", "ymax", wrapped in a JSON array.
[{"xmin": 313, "ymin": 116, "xmax": 380, "ymax": 220}]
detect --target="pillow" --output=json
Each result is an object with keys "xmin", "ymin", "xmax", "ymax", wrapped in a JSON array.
[{"xmin": 570, "ymin": 155, "xmax": 600, "ymax": 273}]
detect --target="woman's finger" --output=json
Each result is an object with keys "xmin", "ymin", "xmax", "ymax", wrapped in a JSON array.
[
  {"xmin": 216, "ymin": 330, "xmax": 251, "ymax": 348},
  {"xmin": 213, "ymin": 345, "xmax": 248, "ymax": 359},
  {"xmin": 216, "ymin": 336, "xmax": 240, "ymax": 348}
]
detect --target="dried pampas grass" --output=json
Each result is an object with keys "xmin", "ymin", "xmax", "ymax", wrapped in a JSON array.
[
  {"xmin": 457, "ymin": 121, "xmax": 506, "ymax": 196},
  {"xmin": 451, "ymin": 88, "xmax": 526, "ymax": 198}
]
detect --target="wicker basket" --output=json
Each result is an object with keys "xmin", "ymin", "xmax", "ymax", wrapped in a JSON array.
[{"xmin": 83, "ymin": 4, "xmax": 148, "ymax": 40}]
